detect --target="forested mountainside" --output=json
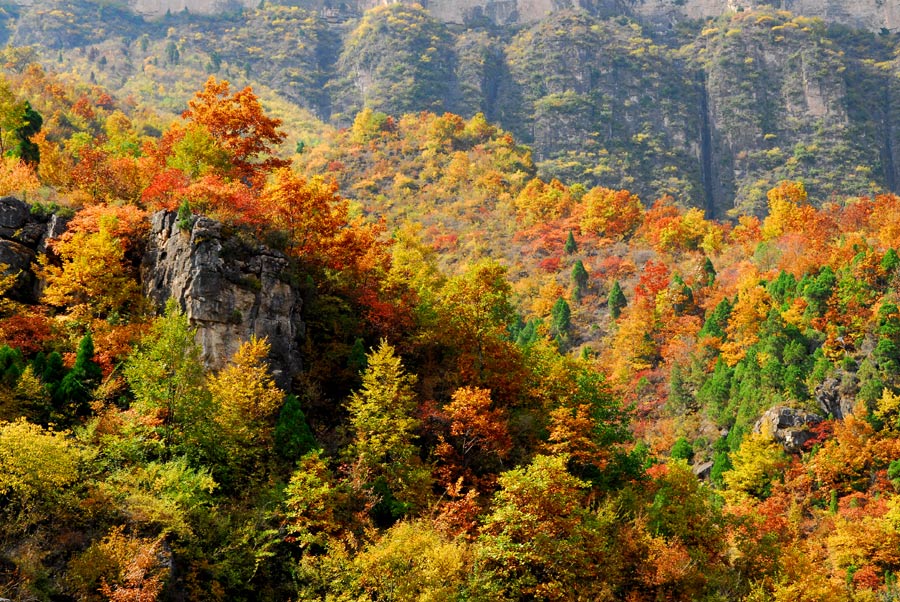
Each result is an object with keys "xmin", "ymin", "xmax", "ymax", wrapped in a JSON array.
[
  {"xmin": 3, "ymin": 39, "xmax": 900, "ymax": 598},
  {"xmin": 4, "ymin": 0, "xmax": 900, "ymax": 600},
  {"xmin": 2, "ymin": 1, "xmax": 900, "ymax": 217}
]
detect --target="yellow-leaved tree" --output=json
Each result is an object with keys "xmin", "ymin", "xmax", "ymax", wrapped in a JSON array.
[
  {"xmin": 0, "ymin": 418, "xmax": 83, "ymax": 512},
  {"xmin": 347, "ymin": 339, "xmax": 431, "ymax": 516},
  {"xmin": 0, "ymin": 156, "xmax": 39, "ymax": 199},
  {"xmin": 208, "ymin": 336, "xmax": 284, "ymax": 488},
  {"xmin": 40, "ymin": 225, "xmax": 142, "ymax": 322},
  {"xmin": 722, "ymin": 432, "xmax": 789, "ymax": 503}
]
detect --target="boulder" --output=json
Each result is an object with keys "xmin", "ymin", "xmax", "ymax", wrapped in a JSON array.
[
  {"xmin": 754, "ymin": 406, "xmax": 823, "ymax": 453},
  {"xmin": 0, "ymin": 240, "xmax": 37, "ymax": 301},
  {"xmin": 692, "ymin": 460, "xmax": 714, "ymax": 480},
  {"xmin": 0, "ymin": 196, "xmax": 29, "ymax": 234}
]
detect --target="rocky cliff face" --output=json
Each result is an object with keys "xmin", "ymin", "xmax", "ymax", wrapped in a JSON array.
[
  {"xmin": 698, "ymin": 11, "xmax": 874, "ymax": 215},
  {"xmin": 142, "ymin": 211, "xmax": 304, "ymax": 387},
  {"xmin": 128, "ymin": 0, "xmax": 254, "ymax": 16},
  {"xmin": 19, "ymin": 0, "xmax": 892, "ymax": 29},
  {"xmin": 10, "ymin": 2, "xmax": 900, "ymax": 218},
  {"xmin": 499, "ymin": 11, "xmax": 704, "ymax": 207},
  {"xmin": 637, "ymin": 0, "xmax": 899, "ymax": 31},
  {"xmin": 0, "ymin": 197, "xmax": 67, "ymax": 303}
]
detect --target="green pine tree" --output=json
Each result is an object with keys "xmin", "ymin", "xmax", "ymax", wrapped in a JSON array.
[
  {"xmin": 883, "ymin": 249, "xmax": 900, "ymax": 273},
  {"xmin": 608, "ymin": 281, "xmax": 627, "ymax": 319},
  {"xmin": 56, "ymin": 333, "xmax": 102, "ymax": 418},
  {"xmin": 571, "ymin": 260, "xmax": 589, "ymax": 302},
  {"xmin": 564, "ymin": 230, "xmax": 577, "ymax": 254},
  {"xmin": 550, "ymin": 297, "xmax": 571, "ymax": 343},
  {"xmin": 274, "ymin": 394, "xmax": 317, "ymax": 462},
  {"xmin": 14, "ymin": 101, "xmax": 42, "ymax": 165},
  {"xmin": 703, "ymin": 257, "xmax": 716, "ymax": 286}
]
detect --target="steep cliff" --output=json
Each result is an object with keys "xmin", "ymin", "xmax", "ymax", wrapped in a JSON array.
[
  {"xmin": 329, "ymin": 3, "xmax": 455, "ymax": 123},
  {"xmin": 13, "ymin": 0, "xmax": 897, "ymax": 29},
  {"xmin": 0, "ymin": 197, "xmax": 67, "ymax": 303},
  {"xmin": 9, "ymin": 1, "xmax": 900, "ymax": 218},
  {"xmin": 142, "ymin": 210, "xmax": 304, "ymax": 387},
  {"xmin": 501, "ymin": 11, "xmax": 704, "ymax": 207},
  {"xmin": 698, "ymin": 10, "xmax": 877, "ymax": 214}
]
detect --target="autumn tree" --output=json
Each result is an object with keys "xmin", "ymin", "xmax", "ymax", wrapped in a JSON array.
[
  {"xmin": 347, "ymin": 340, "xmax": 430, "ymax": 517},
  {"xmin": 258, "ymin": 168, "xmax": 347, "ymax": 261},
  {"xmin": 514, "ymin": 178, "xmax": 574, "ymax": 226},
  {"xmin": 350, "ymin": 521, "xmax": 471, "ymax": 600},
  {"xmin": 123, "ymin": 301, "xmax": 210, "ymax": 456},
  {"xmin": 207, "ymin": 336, "xmax": 284, "ymax": 488},
  {"xmin": 40, "ymin": 225, "xmax": 143, "ymax": 323},
  {"xmin": 438, "ymin": 259, "xmax": 519, "ymax": 383},
  {"xmin": 0, "ymin": 418, "xmax": 83, "ymax": 515},
  {"xmin": 182, "ymin": 76, "xmax": 289, "ymax": 187},
  {"xmin": 283, "ymin": 450, "xmax": 344, "ymax": 552},
  {"xmin": 95, "ymin": 533, "xmax": 169, "ymax": 602},
  {"xmin": 0, "ymin": 75, "xmax": 26, "ymax": 157},
  {"xmin": 543, "ymin": 365, "xmax": 634, "ymax": 487},
  {"xmin": 720, "ymin": 272, "xmax": 773, "ymax": 365},
  {"xmin": 164, "ymin": 122, "xmax": 232, "ymax": 178},
  {"xmin": 0, "ymin": 156, "xmax": 39, "ymax": 199},
  {"xmin": 474, "ymin": 454, "xmax": 614, "ymax": 600},
  {"xmin": 723, "ymin": 433, "xmax": 789, "ymax": 502},
  {"xmin": 580, "ymin": 186, "xmax": 643, "ymax": 239},
  {"xmin": 761, "ymin": 180, "xmax": 809, "ymax": 240},
  {"xmin": 435, "ymin": 387, "xmax": 512, "ymax": 486}
]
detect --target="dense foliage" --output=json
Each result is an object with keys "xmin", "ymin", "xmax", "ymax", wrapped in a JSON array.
[{"xmin": 2, "ymin": 9, "xmax": 900, "ymax": 601}]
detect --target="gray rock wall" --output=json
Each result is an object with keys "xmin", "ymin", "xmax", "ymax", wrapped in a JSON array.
[
  {"xmin": 0, "ymin": 196, "xmax": 66, "ymax": 303},
  {"xmin": 142, "ymin": 210, "xmax": 304, "ymax": 388}
]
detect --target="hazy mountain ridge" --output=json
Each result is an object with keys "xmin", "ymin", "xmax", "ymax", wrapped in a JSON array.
[{"xmin": 6, "ymin": 0, "xmax": 900, "ymax": 31}]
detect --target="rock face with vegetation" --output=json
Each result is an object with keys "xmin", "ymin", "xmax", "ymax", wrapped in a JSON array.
[
  {"xmin": 753, "ymin": 405, "xmax": 823, "ymax": 452},
  {"xmin": 142, "ymin": 210, "xmax": 304, "ymax": 386},
  {"xmin": 0, "ymin": 197, "xmax": 66, "ymax": 302},
  {"xmin": 13, "ymin": 0, "xmax": 897, "ymax": 29},
  {"xmin": 500, "ymin": 11, "xmax": 705, "ymax": 208}
]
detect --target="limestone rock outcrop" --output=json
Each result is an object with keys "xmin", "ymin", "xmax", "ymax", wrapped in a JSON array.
[
  {"xmin": 754, "ymin": 406, "xmax": 823, "ymax": 452},
  {"xmin": 63, "ymin": 0, "xmax": 900, "ymax": 30},
  {"xmin": 142, "ymin": 211, "xmax": 304, "ymax": 387}
]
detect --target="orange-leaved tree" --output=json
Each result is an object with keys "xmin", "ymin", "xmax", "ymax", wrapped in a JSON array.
[
  {"xmin": 182, "ymin": 76, "xmax": 289, "ymax": 188},
  {"xmin": 579, "ymin": 186, "xmax": 643, "ymax": 240},
  {"xmin": 258, "ymin": 168, "xmax": 347, "ymax": 262}
]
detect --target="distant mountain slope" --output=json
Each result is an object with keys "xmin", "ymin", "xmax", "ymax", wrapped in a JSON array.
[
  {"xmin": 5, "ymin": 0, "xmax": 900, "ymax": 216},
  {"xmin": 6, "ymin": 0, "xmax": 900, "ymax": 30}
]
